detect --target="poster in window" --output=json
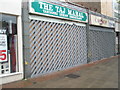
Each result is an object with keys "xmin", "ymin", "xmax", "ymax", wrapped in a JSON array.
[{"xmin": 0, "ymin": 34, "xmax": 7, "ymax": 62}]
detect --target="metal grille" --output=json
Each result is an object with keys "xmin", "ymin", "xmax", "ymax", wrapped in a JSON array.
[
  {"xmin": 88, "ymin": 26, "xmax": 115, "ymax": 62},
  {"xmin": 29, "ymin": 19, "xmax": 87, "ymax": 77}
]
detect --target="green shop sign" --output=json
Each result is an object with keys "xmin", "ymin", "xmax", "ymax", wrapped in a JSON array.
[{"xmin": 30, "ymin": 0, "xmax": 88, "ymax": 22}]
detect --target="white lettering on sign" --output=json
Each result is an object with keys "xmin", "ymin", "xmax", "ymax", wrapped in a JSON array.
[
  {"xmin": 39, "ymin": 2, "xmax": 53, "ymax": 11},
  {"xmin": 30, "ymin": 0, "xmax": 88, "ymax": 22}
]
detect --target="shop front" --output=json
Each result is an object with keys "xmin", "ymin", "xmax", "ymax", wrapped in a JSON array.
[
  {"xmin": 88, "ymin": 11, "xmax": 116, "ymax": 62},
  {"xmin": 23, "ymin": 0, "xmax": 88, "ymax": 78},
  {"xmin": 0, "ymin": 0, "xmax": 23, "ymax": 84}
]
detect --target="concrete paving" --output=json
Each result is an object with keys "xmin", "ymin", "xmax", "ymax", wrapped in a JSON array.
[{"xmin": 24, "ymin": 56, "xmax": 118, "ymax": 88}]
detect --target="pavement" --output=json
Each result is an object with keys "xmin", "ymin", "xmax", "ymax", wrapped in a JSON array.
[{"xmin": 2, "ymin": 55, "xmax": 119, "ymax": 88}]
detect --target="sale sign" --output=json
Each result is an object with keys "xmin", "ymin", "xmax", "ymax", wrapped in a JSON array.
[{"xmin": 0, "ymin": 34, "xmax": 7, "ymax": 62}]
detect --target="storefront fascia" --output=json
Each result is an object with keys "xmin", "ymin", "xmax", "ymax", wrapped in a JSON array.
[
  {"xmin": 0, "ymin": 0, "xmax": 24, "ymax": 84},
  {"xmin": 21, "ymin": 0, "xmax": 89, "ymax": 78},
  {"xmin": 88, "ymin": 12, "xmax": 116, "ymax": 62}
]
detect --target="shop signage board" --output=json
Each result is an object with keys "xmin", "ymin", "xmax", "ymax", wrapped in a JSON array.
[
  {"xmin": 0, "ymin": 34, "xmax": 7, "ymax": 62},
  {"xmin": 29, "ymin": 0, "xmax": 88, "ymax": 23},
  {"xmin": 108, "ymin": 20, "xmax": 115, "ymax": 28},
  {"xmin": 90, "ymin": 14, "xmax": 115, "ymax": 28}
]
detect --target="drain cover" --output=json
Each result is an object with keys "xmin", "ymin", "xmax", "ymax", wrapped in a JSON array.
[
  {"xmin": 32, "ymin": 82, "xmax": 37, "ymax": 84},
  {"xmin": 65, "ymin": 74, "xmax": 80, "ymax": 79},
  {"xmin": 95, "ymin": 67, "xmax": 100, "ymax": 69}
]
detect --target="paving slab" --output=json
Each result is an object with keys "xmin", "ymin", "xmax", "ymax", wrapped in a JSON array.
[
  {"xmin": 2, "ymin": 56, "xmax": 119, "ymax": 88},
  {"xmin": 25, "ymin": 56, "xmax": 118, "ymax": 88}
]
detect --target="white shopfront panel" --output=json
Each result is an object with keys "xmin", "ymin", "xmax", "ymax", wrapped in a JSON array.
[
  {"xmin": 0, "ymin": 0, "xmax": 21, "ymax": 15},
  {"xmin": 0, "ymin": 0, "xmax": 23, "ymax": 85}
]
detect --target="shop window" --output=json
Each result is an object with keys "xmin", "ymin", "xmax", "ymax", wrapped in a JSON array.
[{"xmin": 0, "ymin": 14, "xmax": 18, "ymax": 75}]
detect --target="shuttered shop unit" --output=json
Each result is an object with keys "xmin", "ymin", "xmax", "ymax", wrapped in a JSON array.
[
  {"xmin": 88, "ymin": 12, "xmax": 116, "ymax": 62},
  {"xmin": 88, "ymin": 26, "xmax": 115, "ymax": 62},
  {"xmin": 23, "ymin": 0, "xmax": 89, "ymax": 78},
  {"xmin": 29, "ymin": 18, "xmax": 87, "ymax": 77}
]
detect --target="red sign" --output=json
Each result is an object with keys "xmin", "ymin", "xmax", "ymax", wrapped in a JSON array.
[{"xmin": 0, "ymin": 50, "xmax": 7, "ymax": 61}]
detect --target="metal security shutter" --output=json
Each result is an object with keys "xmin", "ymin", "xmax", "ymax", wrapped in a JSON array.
[
  {"xmin": 88, "ymin": 26, "xmax": 115, "ymax": 62},
  {"xmin": 29, "ymin": 19, "xmax": 87, "ymax": 77}
]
